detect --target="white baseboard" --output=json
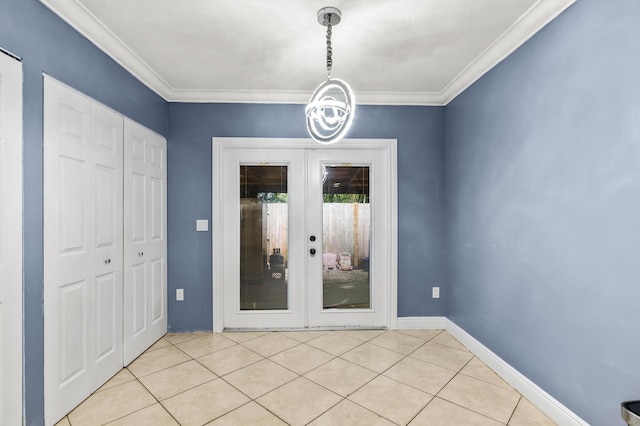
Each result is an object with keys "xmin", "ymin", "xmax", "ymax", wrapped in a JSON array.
[
  {"xmin": 444, "ymin": 318, "xmax": 589, "ymax": 426},
  {"xmin": 396, "ymin": 316, "xmax": 447, "ymax": 330}
]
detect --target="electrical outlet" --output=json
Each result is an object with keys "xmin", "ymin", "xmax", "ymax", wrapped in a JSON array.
[
  {"xmin": 176, "ymin": 288, "xmax": 184, "ymax": 301},
  {"xmin": 432, "ymin": 287, "xmax": 440, "ymax": 298}
]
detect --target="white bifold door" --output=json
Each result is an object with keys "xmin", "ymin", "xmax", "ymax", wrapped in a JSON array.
[
  {"xmin": 123, "ymin": 118, "xmax": 168, "ymax": 365},
  {"xmin": 44, "ymin": 77, "xmax": 167, "ymax": 425},
  {"xmin": 44, "ymin": 77, "xmax": 124, "ymax": 425},
  {"xmin": 0, "ymin": 51, "xmax": 23, "ymax": 426}
]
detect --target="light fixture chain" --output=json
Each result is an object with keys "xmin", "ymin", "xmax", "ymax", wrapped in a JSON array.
[{"xmin": 326, "ymin": 22, "xmax": 333, "ymax": 79}]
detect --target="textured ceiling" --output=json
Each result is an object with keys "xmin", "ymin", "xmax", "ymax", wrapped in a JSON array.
[{"xmin": 40, "ymin": 0, "xmax": 575, "ymax": 104}]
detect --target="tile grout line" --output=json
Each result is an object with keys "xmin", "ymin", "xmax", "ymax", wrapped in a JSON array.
[
  {"xmin": 232, "ymin": 331, "xmax": 413, "ymax": 426},
  {"xmin": 61, "ymin": 330, "xmax": 545, "ymax": 425},
  {"xmin": 299, "ymin": 330, "xmax": 439, "ymax": 426},
  {"xmin": 126, "ymin": 336, "xmax": 227, "ymax": 425},
  {"xmin": 238, "ymin": 330, "xmax": 441, "ymax": 425},
  {"xmin": 430, "ymin": 354, "xmax": 517, "ymax": 425},
  {"xmin": 62, "ymin": 330, "xmax": 441, "ymax": 424},
  {"xmin": 136, "ymin": 335, "xmax": 289, "ymax": 425},
  {"xmin": 162, "ymin": 331, "xmax": 491, "ymax": 425},
  {"xmin": 130, "ymin": 338, "xmax": 197, "ymax": 426},
  {"xmin": 506, "ymin": 396, "xmax": 524, "ymax": 426}
]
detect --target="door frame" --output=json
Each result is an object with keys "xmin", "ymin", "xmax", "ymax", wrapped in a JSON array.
[
  {"xmin": 212, "ymin": 137, "xmax": 398, "ymax": 332},
  {"xmin": 0, "ymin": 49, "xmax": 23, "ymax": 426}
]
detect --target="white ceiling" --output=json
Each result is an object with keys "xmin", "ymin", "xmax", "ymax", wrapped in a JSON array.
[{"xmin": 41, "ymin": 0, "xmax": 574, "ymax": 105}]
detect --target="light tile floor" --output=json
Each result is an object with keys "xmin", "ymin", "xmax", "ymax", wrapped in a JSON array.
[{"xmin": 55, "ymin": 330, "xmax": 557, "ymax": 426}]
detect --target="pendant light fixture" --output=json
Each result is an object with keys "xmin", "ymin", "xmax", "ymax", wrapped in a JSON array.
[{"xmin": 305, "ymin": 7, "xmax": 355, "ymax": 145}]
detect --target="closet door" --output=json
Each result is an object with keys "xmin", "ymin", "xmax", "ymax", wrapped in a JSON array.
[
  {"xmin": 123, "ymin": 118, "xmax": 167, "ymax": 364},
  {"xmin": 44, "ymin": 77, "xmax": 124, "ymax": 425},
  {"xmin": 90, "ymin": 102, "xmax": 125, "ymax": 386}
]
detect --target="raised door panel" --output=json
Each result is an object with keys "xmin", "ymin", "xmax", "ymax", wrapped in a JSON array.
[
  {"xmin": 150, "ymin": 258, "xmax": 164, "ymax": 322},
  {"xmin": 0, "ymin": 52, "xmax": 22, "ymax": 426},
  {"xmin": 58, "ymin": 279, "xmax": 87, "ymax": 387},
  {"xmin": 147, "ymin": 138, "xmax": 166, "ymax": 331},
  {"xmin": 131, "ymin": 171, "xmax": 147, "ymax": 243},
  {"xmin": 128, "ymin": 168, "xmax": 147, "ymax": 339},
  {"xmin": 131, "ymin": 263, "xmax": 147, "ymax": 336},
  {"xmin": 95, "ymin": 272, "xmax": 117, "ymax": 360}
]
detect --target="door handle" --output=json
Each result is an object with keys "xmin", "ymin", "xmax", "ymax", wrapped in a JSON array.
[
  {"xmin": 104, "ymin": 258, "xmax": 111, "ymax": 265},
  {"xmin": 138, "ymin": 251, "xmax": 144, "ymax": 257},
  {"xmin": 310, "ymin": 248, "xmax": 316, "ymax": 255}
]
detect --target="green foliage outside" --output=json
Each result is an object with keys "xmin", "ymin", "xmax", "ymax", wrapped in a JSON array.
[
  {"xmin": 322, "ymin": 193, "xmax": 368, "ymax": 203},
  {"xmin": 258, "ymin": 192, "xmax": 288, "ymax": 203}
]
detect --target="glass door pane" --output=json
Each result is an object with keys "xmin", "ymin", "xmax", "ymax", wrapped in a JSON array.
[
  {"xmin": 321, "ymin": 166, "xmax": 371, "ymax": 309},
  {"xmin": 240, "ymin": 165, "xmax": 288, "ymax": 310}
]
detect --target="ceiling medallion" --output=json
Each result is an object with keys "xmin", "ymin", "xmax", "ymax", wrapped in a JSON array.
[{"xmin": 305, "ymin": 7, "xmax": 355, "ymax": 145}]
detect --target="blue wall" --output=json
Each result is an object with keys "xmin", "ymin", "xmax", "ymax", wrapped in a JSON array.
[
  {"xmin": 445, "ymin": 0, "xmax": 640, "ymax": 424},
  {"xmin": 6, "ymin": 0, "xmax": 639, "ymax": 424},
  {"xmin": 1, "ymin": 0, "xmax": 167, "ymax": 424},
  {"xmin": 167, "ymin": 103, "xmax": 446, "ymax": 331}
]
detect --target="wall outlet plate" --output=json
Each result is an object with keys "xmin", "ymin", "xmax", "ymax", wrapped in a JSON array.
[
  {"xmin": 176, "ymin": 288, "xmax": 184, "ymax": 301},
  {"xmin": 196, "ymin": 219, "xmax": 208, "ymax": 231}
]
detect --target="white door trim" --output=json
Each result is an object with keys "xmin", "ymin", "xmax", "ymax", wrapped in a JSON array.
[
  {"xmin": 0, "ymin": 50, "xmax": 23, "ymax": 426},
  {"xmin": 212, "ymin": 137, "xmax": 398, "ymax": 332}
]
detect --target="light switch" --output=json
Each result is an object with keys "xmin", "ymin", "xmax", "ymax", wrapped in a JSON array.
[
  {"xmin": 432, "ymin": 287, "xmax": 440, "ymax": 298},
  {"xmin": 196, "ymin": 219, "xmax": 209, "ymax": 231}
]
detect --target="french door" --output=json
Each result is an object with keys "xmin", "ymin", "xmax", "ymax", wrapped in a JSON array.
[{"xmin": 214, "ymin": 138, "xmax": 397, "ymax": 330}]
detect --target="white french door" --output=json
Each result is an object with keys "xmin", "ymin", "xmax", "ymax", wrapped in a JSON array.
[
  {"xmin": 214, "ymin": 138, "xmax": 397, "ymax": 330},
  {"xmin": 306, "ymin": 149, "xmax": 391, "ymax": 327},
  {"xmin": 0, "ymin": 50, "xmax": 23, "ymax": 426}
]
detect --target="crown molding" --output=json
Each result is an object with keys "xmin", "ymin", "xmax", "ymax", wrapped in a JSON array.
[
  {"xmin": 40, "ymin": 0, "xmax": 576, "ymax": 106},
  {"xmin": 40, "ymin": 0, "xmax": 174, "ymax": 100},
  {"xmin": 440, "ymin": 0, "xmax": 577, "ymax": 104},
  {"xmin": 167, "ymin": 89, "xmax": 446, "ymax": 106}
]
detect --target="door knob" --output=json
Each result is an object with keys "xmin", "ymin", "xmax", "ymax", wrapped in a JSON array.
[
  {"xmin": 310, "ymin": 248, "xmax": 316, "ymax": 255},
  {"xmin": 138, "ymin": 251, "xmax": 144, "ymax": 257},
  {"xmin": 104, "ymin": 258, "xmax": 111, "ymax": 265},
  {"xmin": 309, "ymin": 235, "xmax": 316, "ymax": 242}
]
